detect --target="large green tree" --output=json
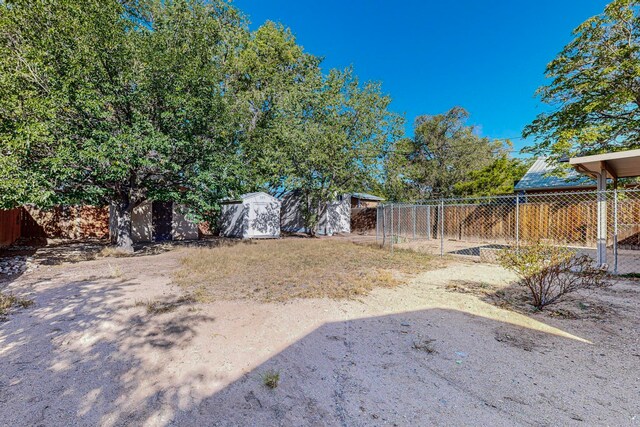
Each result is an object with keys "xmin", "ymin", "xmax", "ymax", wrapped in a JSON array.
[
  {"xmin": 0, "ymin": 0, "xmax": 317, "ymax": 250},
  {"xmin": 271, "ymin": 68, "xmax": 403, "ymax": 234},
  {"xmin": 383, "ymin": 107, "xmax": 503, "ymax": 200},
  {"xmin": 524, "ymin": 0, "xmax": 640, "ymax": 161}
]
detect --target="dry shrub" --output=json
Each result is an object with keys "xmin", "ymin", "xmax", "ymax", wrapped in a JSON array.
[
  {"xmin": 173, "ymin": 239, "xmax": 440, "ymax": 302},
  {"xmin": 0, "ymin": 293, "xmax": 34, "ymax": 318},
  {"xmin": 135, "ymin": 295, "xmax": 195, "ymax": 315},
  {"xmin": 497, "ymin": 242, "xmax": 608, "ymax": 310}
]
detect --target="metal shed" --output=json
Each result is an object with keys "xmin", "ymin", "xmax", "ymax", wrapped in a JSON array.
[{"xmin": 219, "ymin": 192, "xmax": 281, "ymax": 239}]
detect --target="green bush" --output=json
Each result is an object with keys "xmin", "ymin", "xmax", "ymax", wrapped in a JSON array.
[{"xmin": 497, "ymin": 242, "xmax": 608, "ymax": 310}]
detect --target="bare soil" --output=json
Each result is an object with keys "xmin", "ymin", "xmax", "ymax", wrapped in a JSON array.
[{"xmin": 0, "ymin": 239, "xmax": 639, "ymax": 426}]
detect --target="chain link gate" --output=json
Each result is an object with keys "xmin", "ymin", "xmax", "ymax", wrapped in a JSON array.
[{"xmin": 377, "ymin": 189, "xmax": 640, "ymax": 276}]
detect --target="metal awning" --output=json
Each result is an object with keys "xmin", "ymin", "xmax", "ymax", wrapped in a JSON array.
[
  {"xmin": 569, "ymin": 148, "xmax": 640, "ymax": 269},
  {"xmin": 570, "ymin": 149, "xmax": 640, "ymax": 181}
]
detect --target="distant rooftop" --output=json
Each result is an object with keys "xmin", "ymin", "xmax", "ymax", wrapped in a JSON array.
[{"xmin": 515, "ymin": 157, "xmax": 595, "ymax": 191}]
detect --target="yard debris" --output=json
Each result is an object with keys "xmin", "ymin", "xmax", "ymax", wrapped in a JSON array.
[{"xmin": 412, "ymin": 338, "xmax": 437, "ymax": 354}]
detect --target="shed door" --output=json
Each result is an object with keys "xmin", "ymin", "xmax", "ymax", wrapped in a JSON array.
[{"xmin": 152, "ymin": 201, "xmax": 173, "ymax": 242}]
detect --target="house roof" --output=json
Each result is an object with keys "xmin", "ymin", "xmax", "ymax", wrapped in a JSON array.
[
  {"xmin": 514, "ymin": 157, "xmax": 595, "ymax": 191},
  {"xmin": 570, "ymin": 149, "xmax": 640, "ymax": 179},
  {"xmin": 351, "ymin": 192, "xmax": 385, "ymax": 201}
]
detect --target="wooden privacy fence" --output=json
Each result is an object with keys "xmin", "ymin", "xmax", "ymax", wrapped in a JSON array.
[
  {"xmin": 378, "ymin": 191, "xmax": 640, "ymax": 248},
  {"xmin": 0, "ymin": 205, "xmax": 109, "ymax": 247},
  {"xmin": 0, "ymin": 209, "xmax": 22, "ymax": 247},
  {"xmin": 351, "ymin": 208, "xmax": 377, "ymax": 233}
]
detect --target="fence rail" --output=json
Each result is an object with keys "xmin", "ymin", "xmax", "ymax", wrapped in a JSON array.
[{"xmin": 377, "ymin": 189, "xmax": 640, "ymax": 275}]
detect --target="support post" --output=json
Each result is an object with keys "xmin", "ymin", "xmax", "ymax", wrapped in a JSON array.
[
  {"xmin": 397, "ymin": 205, "xmax": 401, "ymax": 241},
  {"xmin": 427, "ymin": 206, "xmax": 431, "ymax": 240},
  {"xmin": 614, "ymin": 189, "xmax": 618, "ymax": 274},
  {"xmin": 597, "ymin": 168, "xmax": 608, "ymax": 267}
]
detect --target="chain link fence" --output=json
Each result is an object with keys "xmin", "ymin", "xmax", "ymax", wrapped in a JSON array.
[{"xmin": 376, "ymin": 189, "xmax": 640, "ymax": 275}]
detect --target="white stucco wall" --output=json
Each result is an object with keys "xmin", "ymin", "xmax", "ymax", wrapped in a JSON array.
[
  {"xmin": 318, "ymin": 196, "xmax": 351, "ymax": 235},
  {"xmin": 131, "ymin": 201, "xmax": 153, "ymax": 242},
  {"xmin": 280, "ymin": 192, "xmax": 308, "ymax": 233},
  {"xmin": 172, "ymin": 205, "xmax": 199, "ymax": 240},
  {"xmin": 219, "ymin": 202, "xmax": 247, "ymax": 238}
]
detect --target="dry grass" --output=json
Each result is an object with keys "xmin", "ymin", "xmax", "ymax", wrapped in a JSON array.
[
  {"xmin": 134, "ymin": 295, "xmax": 195, "ymax": 315},
  {"xmin": 0, "ymin": 293, "xmax": 34, "ymax": 318},
  {"xmin": 173, "ymin": 239, "xmax": 442, "ymax": 302},
  {"xmin": 96, "ymin": 247, "xmax": 134, "ymax": 259}
]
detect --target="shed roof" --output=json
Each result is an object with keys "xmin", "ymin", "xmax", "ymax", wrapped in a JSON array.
[
  {"xmin": 221, "ymin": 191, "xmax": 279, "ymax": 204},
  {"xmin": 514, "ymin": 157, "xmax": 595, "ymax": 191},
  {"xmin": 351, "ymin": 192, "xmax": 385, "ymax": 201}
]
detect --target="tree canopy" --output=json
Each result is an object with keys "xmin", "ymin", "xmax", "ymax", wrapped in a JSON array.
[
  {"xmin": 524, "ymin": 0, "xmax": 640, "ymax": 161},
  {"xmin": 382, "ymin": 107, "xmax": 521, "ymax": 201}
]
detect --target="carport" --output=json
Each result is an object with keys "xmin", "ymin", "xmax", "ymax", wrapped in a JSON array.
[{"xmin": 570, "ymin": 148, "xmax": 640, "ymax": 269}]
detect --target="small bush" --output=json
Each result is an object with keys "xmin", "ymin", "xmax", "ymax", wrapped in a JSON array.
[
  {"xmin": 497, "ymin": 242, "xmax": 607, "ymax": 310},
  {"xmin": 0, "ymin": 293, "xmax": 34, "ymax": 318},
  {"xmin": 97, "ymin": 247, "xmax": 133, "ymax": 258},
  {"xmin": 262, "ymin": 370, "xmax": 280, "ymax": 389}
]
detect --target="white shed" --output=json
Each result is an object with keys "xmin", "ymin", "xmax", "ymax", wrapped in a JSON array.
[{"xmin": 219, "ymin": 192, "xmax": 281, "ymax": 239}]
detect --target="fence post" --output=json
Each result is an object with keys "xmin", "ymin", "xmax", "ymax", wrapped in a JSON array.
[
  {"xmin": 376, "ymin": 205, "xmax": 380, "ymax": 243},
  {"xmin": 390, "ymin": 204, "xmax": 394, "ymax": 254},
  {"xmin": 515, "ymin": 194, "xmax": 520, "ymax": 249},
  {"xmin": 398, "ymin": 206, "xmax": 402, "ymax": 242},
  {"xmin": 412, "ymin": 206, "xmax": 416, "ymax": 239},
  {"xmin": 614, "ymin": 189, "xmax": 618, "ymax": 274},
  {"xmin": 427, "ymin": 205, "xmax": 431, "ymax": 240},
  {"xmin": 439, "ymin": 200, "xmax": 444, "ymax": 257}
]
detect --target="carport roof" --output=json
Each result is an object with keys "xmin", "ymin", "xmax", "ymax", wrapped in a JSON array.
[{"xmin": 570, "ymin": 149, "xmax": 640, "ymax": 179}]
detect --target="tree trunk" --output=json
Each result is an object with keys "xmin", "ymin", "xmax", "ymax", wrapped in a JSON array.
[{"xmin": 113, "ymin": 200, "xmax": 134, "ymax": 253}]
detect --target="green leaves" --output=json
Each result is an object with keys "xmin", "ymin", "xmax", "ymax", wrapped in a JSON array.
[
  {"xmin": 0, "ymin": 0, "xmax": 247, "ymax": 212},
  {"xmin": 524, "ymin": 0, "xmax": 640, "ymax": 162},
  {"xmin": 383, "ymin": 107, "xmax": 507, "ymax": 200}
]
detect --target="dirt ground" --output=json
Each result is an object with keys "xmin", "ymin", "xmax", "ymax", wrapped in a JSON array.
[{"xmin": 0, "ymin": 239, "xmax": 639, "ymax": 426}]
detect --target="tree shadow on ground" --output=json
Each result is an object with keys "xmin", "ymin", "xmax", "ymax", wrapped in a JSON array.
[
  {"xmin": 0, "ymin": 274, "xmax": 215, "ymax": 426},
  {"xmin": 2, "ymin": 281, "xmax": 638, "ymax": 427},
  {"xmin": 0, "ymin": 237, "xmax": 253, "ymax": 289}
]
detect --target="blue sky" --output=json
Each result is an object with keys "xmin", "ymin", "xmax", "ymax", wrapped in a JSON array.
[{"xmin": 233, "ymin": 0, "xmax": 611, "ymax": 156}]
